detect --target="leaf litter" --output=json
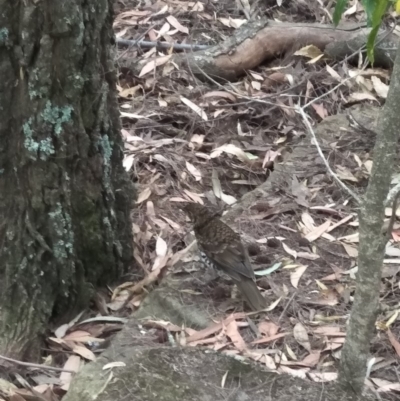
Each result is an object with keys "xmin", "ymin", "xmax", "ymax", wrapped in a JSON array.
[{"xmin": 6, "ymin": 1, "xmax": 400, "ymax": 400}]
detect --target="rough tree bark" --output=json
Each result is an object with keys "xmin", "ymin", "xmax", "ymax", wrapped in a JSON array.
[
  {"xmin": 0, "ymin": 1, "xmax": 134, "ymax": 360},
  {"xmin": 338, "ymin": 34, "xmax": 400, "ymax": 394}
]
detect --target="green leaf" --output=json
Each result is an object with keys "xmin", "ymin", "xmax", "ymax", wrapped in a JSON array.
[
  {"xmin": 333, "ymin": 0, "xmax": 350, "ymax": 26},
  {"xmin": 366, "ymin": 25, "xmax": 380, "ymax": 63},
  {"xmin": 254, "ymin": 262, "xmax": 282, "ymax": 276},
  {"xmin": 366, "ymin": 0, "xmax": 390, "ymax": 64},
  {"xmin": 361, "ymin": 0, "xmax": 376, "ymax": 25},
  {"xmin": 371, "ymin": 0, "xmax": 389, "ymax": 26}
]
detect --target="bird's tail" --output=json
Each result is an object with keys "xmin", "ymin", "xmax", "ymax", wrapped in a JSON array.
[{"xmin": 235, "ymin": 277, "xmax": 267, "ymax": 311}]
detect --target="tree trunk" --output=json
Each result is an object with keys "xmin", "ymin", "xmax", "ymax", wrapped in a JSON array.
[
  {"xmin": 0, "ymin": 0, "xmax": 134, "ymax": 360},
  {"xmin": 338, "ymin": 34, "xmax": 400, "ymax": 394}
]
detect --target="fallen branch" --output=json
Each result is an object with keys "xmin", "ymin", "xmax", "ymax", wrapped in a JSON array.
[
  {"xmin": 117, "ymin": 39, "xmax": 209, "ymax": 52},
  {"xmin": 296, "ymin": 105, "xmax": 361, "ymax": 203},
  {"xmin": 0, "ymin": 353, "xmax": 76, "ymax": 373},
  {"xmin": 120, "ymin": 19, "xmax": 397, "ymax": 80}
]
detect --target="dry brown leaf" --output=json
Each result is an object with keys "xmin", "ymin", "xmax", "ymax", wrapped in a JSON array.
[
  {"xmin": 251, "ymin": 80, "xmax": 261, "ymax": 90},
  {"xmin": 282, "ymin": 242, "xmax": 297, "ymax": 258},
  {"xmin": 348, "ymin": 92, "xmax": 378, "ymax": 102},
  {"xmin": 170, "ymin": 196, "xmax": 190, "ymax": 202},
  {"xmin": 326, "ymin": 214, "xmax": 354, "ymax": 233},
  {"xmin": 246, "ymin": 350, "xmax": 276, "ymax": 369},
  {"xmin": 305, "ymin": 220, "xmax": 331, "ymax": 242},
  {"xmin": 60, "ymin": 355, "xmax": 81, "ymax": 387},
  {"xmin": 341, "ymin": 242, "xmax": 358, "ymax": 258},
  {"xmin": 189, "ymin": 134, "xmax": 205, "ymax": 148},
  {"xmin": 371, "ymin": 76, "xmax": 389, "ymax": 98},
  {"xmin": 160, "ymin": 215, "xmax": 181, "ymax": 231},
  {"xmin": 210, "ymin": 144, "xmax": 251, "ymax": 163},
  {"xmin": 262, "ymin": 150, "xmax": 280, "ymax": 167},
  {"xmin": 370, "ymin": 378, "xmax": 400, "ymax": 392},
  {"xmin": 183, "ymin": 190, "xmax": 204, "ymax": 204},
  {"xmin": 294, "ymin": 45, "xmax": 323, "ymax": 59},
  {"xmin": 187, "ymin": 313, "xmax": 246, "ymax": 343},
  {"xmin": 122, "ymin": 266, "xmax": 164, "ymax": 296},
  {"xmin": 322, "ymin": 337, "xmax": 345, "ymax": 351},
  {"xmin": 54, "ymin": 323, "xmax": 70, "ymax": 339},
  {"xmin": 326, "ymin": 65, "xmax": 342, "ymax": 82},
  {"xmin": 293, "ymin": 323, "xmax": 311, "ymax": 352},
  {"xmin": 313, "ymin": 326, "xmax": 345, "ymax": 336},
  {"xmin": 143, "ymin": 320, "xmax": 183, "ymax": 332},
  {"xmin": 166, "ymin": 15, "xmax": 189, "ymax": 34},
  {"xmin": 180, "ymin": 96, "xmax": 208, "ymax": 121},
  {"xmin": 103, "ymin": 361, "xmax": 127, "ymax": 370},
  {"xmin": 335, "ymin": 165, "xmax": 358, "ymax": 182},
  {"xmin": 123, "ymin": 154, "xmax": 134, "ymax": 172},
  {"xmin": 156, "ymin": 22, "xmax": 170, "ymax": 39},
  {"xmin": 301, "ymin": 212, "xmax": 315, "ymax": 231},
  {"xmin": 139, "ymin": 55, "xmax": 172, "ymax": 78},
  {"xmin": 218, "ymin": 17, "xmax": 247, "ymax": 28},
  {"xmin": 290, "ymin": 265, "xmax": 307, "ymax": 288},
  {"xmin": 72, "ymin": 344, "xmax": 96, "ymax": 361},
  {"xmin": 258, "ymin": 321, "xmax": 279, "ymax": 337},
  {"xmin": 338, "ymin": 232, "xmax": 359, "ymax": 243},
  {"xmin": 118, "ymin": 85, "xmax": 142, "ymax": 99},
  {"xmin": 212, "ymin": 170, "xmax": 237, "ymax": 205},
  {"xmin": 297, "ymin": 251, "xmax": 319, "ymax": 260},
  {"xmin": 285, "ymin": 344, "xmax": 297, "ymax": 360},
  {"xmin": 387, "ymin": 329, "xmax": 400, "ymax": 357},
  {"xmin": 152, "ymin": 252, "xmax": 170, "ymax": 271},
  {"xmin": 278, "ymin": 366, "xmax": 308, "ymax": 378},
  {"xmin": 225, "ymin": 320, "xmax": 247, "ymax": 352},
  {"xmin": 63, "ymin": 330, "xmax": 98, "ymax": 342},
  {"xmin": 308, "ymin": 372, "xmax": 337, "ymax": 382},
  {"xmin": 187, "ymin": 335, "xmax": 222, "ymax": 347},
  {"xmin": 185, "ymin": 161, "xmax": 202, "ymax": 181},
  {"xmin": 265, "ymin": 297, "xmax": 282, "ymax": 312},
  {"xmin": 311, "ymin": 103, "xmax": 328, "ymax": 119},
  {"xmin": 202, "ymin": 91, "xmax": 237, "ymax": 102},
  {"xmin": 136, "ymin": 187, "xmax": 151, "ymax": 204},
  {"xmin": 251, "ymin": 332, "xmax": 288, "ymax": 345},
  {"xmin": 299, "ymin": 351, "xmax": 320, "ymax": 367}
]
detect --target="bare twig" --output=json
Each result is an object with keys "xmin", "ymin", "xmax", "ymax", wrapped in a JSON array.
[
  {"xmin": 347, "ymin": 112, "xmax": 377, "ymax": 136},
  {"xmin": 117, "ymin": 38, "xmax": 209, "ymax": 52},
  {"xmin": 296, "ymin": 106, "xmax": 361, "ymax": 203},
  {"xmin": 0, "ymin": 354, "xmax": 77, "ymax": 373}
]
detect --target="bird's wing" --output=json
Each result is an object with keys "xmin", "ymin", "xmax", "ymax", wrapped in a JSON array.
[{"xmin": 201, "ymin": 239, "xmax": 255, "ymax": 281}]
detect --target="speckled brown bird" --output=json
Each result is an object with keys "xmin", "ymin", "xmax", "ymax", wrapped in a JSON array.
[{"xmin": 183, "ymin": 202, "xmax": 267, "ymax": 311}]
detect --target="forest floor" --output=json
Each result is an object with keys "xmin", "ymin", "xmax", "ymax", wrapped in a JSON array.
[
  {"xmin": 8, "ymin": 1, "xmax": 400, "ymax": 400},
  {"xmin": 111, "ymin": 0, "xmax": 400, "ymax": 397}
]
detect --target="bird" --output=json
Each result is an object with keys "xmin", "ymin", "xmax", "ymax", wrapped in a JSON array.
[{"xmin": 182, "ymin": 202, "xmax": 267, "ymax": 311}]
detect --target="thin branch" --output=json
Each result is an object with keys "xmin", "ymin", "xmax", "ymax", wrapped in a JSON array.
[
  {"xmin": 0, "ymin": 354, "xmax": 77, "ymax": 373},
  {"xmin": 117, "ymin": 38, "xmax": 209, "ymax": 52},
  {"xmin": 302, "ymin": 72, "xmax": 363, "ymax": 110},
  {"xmin": 346, "ymin": 112, "xmax": 377, "ymax": 136},
  {"xmin": 296, "ymin": 106, "xmax": 361, "ymax": 203}
]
